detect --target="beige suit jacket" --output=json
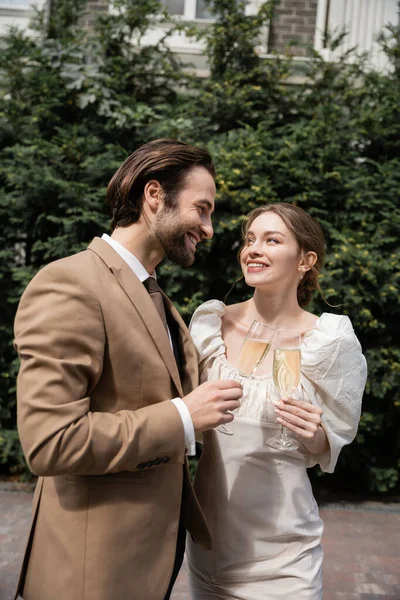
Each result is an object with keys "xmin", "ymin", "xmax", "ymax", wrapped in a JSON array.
[{"xmin": 14, "ymin": 238, "xmax": 211, "ymax": 600}]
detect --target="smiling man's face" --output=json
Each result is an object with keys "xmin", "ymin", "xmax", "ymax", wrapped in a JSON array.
[{"xmin": 154, "ymin": 166, "xmax": 216, "ymax": 267}]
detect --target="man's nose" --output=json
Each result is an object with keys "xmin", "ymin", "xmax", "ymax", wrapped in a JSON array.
[{"xmin": 201, "ymin": 218, "xmax": 214, "ymax": 240}]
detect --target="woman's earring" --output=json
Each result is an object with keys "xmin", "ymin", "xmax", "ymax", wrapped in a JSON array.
[{"xmin": 299, "ymin": 268, "xmax": 305, "ymax": 280}]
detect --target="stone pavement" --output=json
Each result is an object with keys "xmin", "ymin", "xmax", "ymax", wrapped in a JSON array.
[{"xmin": 1, "ymin": 483, "xmax": 399, "ymax": 600}]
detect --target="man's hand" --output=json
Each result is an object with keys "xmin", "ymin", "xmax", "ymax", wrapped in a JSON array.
[{"xmin": 182, "ymin": 380, "xmax": 242, "ymax": 433}]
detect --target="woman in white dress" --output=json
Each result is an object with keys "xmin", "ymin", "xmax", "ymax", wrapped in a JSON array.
[{"xmin": 186, "ymin": 203, "xmax": 367, "ymax": 600}]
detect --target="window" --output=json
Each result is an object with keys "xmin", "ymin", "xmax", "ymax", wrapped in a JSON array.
[
  {"xmin": 156, "ymin": 0, "xmax": 268, "ymax": 60},
  {"xmin": 161, "ymin": 0, "xmax": 261, "ymax": 20},
  {"xmin": 162, "ymin": 0, "xmax": 214, "ymax": 20},
  {"xmin": 162, "ymin": 0, "xmax": 184, "ymax": 16},
  {"xmin": 195, "ymin": 0, "xmax": 213, "ymax": 19}
]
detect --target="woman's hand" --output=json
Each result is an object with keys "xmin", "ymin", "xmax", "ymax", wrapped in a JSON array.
[{"xmin": 274, "ymin": 398, "xmax": 329, "ymax": 454}]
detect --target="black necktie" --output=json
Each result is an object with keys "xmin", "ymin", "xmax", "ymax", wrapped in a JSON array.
[
  {"xmin": 143, "ymin": 277, "xmax": 169, "ymax": 333},
  {"xmin": 143, "ymin": 277, "xmax": 182, "ymax": 373}
]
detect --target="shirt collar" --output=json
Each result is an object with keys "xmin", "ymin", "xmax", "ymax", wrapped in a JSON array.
[{"xmin": 101, "ymin": 233, "xmax": 156, "ymax": 282}]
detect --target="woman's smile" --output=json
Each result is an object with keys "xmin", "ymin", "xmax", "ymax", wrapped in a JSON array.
[{"xmin": 246, "ymin": 261, "xmax": 270, "ymax": 273}]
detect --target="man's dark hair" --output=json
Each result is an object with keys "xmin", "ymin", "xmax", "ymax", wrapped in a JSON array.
[{"xmin": 107, "ymin": 139, "xmax": 216, "ymax": 230}]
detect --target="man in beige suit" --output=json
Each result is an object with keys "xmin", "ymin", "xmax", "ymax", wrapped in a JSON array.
[{"xmin": 14, "ymin": 139, "xmax": 242, "ymax": 600}]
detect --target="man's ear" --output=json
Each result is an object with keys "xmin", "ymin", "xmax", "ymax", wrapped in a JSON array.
[
  {"xmin": 299, "ymin": 251, "xmax": 317, "ymax": 273},
  {"xmin": 143, "ymin": 180, "xmax": 163, "ymax": 215}
]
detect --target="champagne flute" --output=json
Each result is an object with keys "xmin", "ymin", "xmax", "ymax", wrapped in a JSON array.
[
  {"xmin": 216, "ymin": 320, "xmax": 275, "ymax": 435},
  {"xmin": 267, "ymin": 330, "xmax": 301, "ymax": 451}
]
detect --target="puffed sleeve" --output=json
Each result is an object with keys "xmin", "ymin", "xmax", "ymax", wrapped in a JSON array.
[
  {"xmin": 189, "ymin": 299, "xmax": 226, "ymax": 380},
  {"xmin": 300, "ymin": 314, "xmax": 367, "ymax": 473}
]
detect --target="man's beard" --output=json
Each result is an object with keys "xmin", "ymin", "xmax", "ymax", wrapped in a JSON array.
[{"xmin": 154, "ymin": 206, "xmax": 197, "ymax": 267}]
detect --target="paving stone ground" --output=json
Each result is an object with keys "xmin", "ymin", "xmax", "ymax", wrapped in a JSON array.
[{"xmin": 1, "ymin": 484, "xmax": 399, "ymax": 600}]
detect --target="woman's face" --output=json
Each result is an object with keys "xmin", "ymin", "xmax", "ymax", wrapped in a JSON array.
[{"xmin": 240, "ymin": 212, "xmax": 304, "ymax": 291}]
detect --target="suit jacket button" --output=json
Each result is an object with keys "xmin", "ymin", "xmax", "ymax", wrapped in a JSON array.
[{"xmin": 162, "ymin": 456, "xmax": 169, "ymax": 464}]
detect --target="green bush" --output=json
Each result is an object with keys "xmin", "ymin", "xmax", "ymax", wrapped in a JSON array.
[
  {"xmin": 159, "ymin": 1, "xmax": 400, "ymax": 494},
  {"xmin": 0, "ymin": 0, "xmax": 399, "ymax": 493}
]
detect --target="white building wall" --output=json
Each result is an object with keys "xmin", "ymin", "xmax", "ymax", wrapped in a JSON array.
[
  {"xmin": 0, "ymin": 0, "xmax": 48, "ymax": 36},
  {"xmin": 1, "ymin": 0, "xmax": 398, "ymax": 72},
  {"xmin": 315, "ymin": 0, "xmax": 399, "ymax": 71}
]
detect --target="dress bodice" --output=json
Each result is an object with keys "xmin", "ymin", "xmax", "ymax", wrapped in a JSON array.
[{"xmin": 189, "ymin": 299, "xmax": 367, "ymax": 473}]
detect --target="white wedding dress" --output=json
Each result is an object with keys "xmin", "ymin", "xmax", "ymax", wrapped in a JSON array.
[{"xmin": 186, "ymin": 300, "xmax": 367, "ymax": 600}]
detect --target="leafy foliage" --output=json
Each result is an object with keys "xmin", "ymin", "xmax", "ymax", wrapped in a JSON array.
[
  {"xmin": 0, "ymin": 0, "xmax": 399, "ymax": 494},
  {"xmin": 0, "ymin": 0, "xmax": 186, "ymax": 474}
]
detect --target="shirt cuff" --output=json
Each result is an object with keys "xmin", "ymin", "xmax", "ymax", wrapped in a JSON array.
[{"xmin": 170, "ymin": 398, "xmax": 196, "ymax": 456}]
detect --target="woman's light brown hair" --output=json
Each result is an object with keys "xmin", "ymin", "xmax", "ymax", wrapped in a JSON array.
[{"xmin": 241, "ymin": 203, "xmax": 325, "ymax": 307}]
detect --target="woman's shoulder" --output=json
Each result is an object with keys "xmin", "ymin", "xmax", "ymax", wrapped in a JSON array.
[
  {"xmin": 189, "ymin": 299, "xmax": 226, "ymax": 361},
  {"xmin": 302, "ymin": 312, "xmax": 365, "ymax": 372},
  {"xmin": 191, "ymin": 299, "xmax": 249, "ymax": 322},
  {"xmin": 191, "ymin": 299, "xmax": 226, "ymax": 322},
  {"xmin": 189, "ymin": 299, "xmax": 249, "ymax": 360},
  {"xmin": 316, "ymin": 313, "xmax": 355, "ymax": 337},
  {"xmin": 222, "ymin": 300, "xmax": 249, "ymax": 324},
  {"xmin": 318, "ymin": 312, "xmax": 352, "ymax": 325},
  {"xmin": 302, "ymin": 312, "xmax": 367, "ymax": 414},
  {"xmin": 304, "ymin": 312, "xmax": 358, "ymax": 349}
]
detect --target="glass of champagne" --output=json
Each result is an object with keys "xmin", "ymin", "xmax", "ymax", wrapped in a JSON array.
[
  {"xmin": 267, "ymin": 330, "xmax": 301, "ymax": 451},
  {"xmin": 217, "ymin": 320, "xmax": 275, "ymax": 435}
]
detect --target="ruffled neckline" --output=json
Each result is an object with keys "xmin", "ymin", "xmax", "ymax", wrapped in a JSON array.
[{"xmin": 198, "ymin": 299, "xmax": 348, "ymax": 381}]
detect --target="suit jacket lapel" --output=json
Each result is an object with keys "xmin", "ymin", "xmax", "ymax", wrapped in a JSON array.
[{"xmin": 88, "ymin": 237, "xmax": 183, "ymax": 396}]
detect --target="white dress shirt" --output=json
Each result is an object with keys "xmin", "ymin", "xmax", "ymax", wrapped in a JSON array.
[{"xmin": 101, "ymin": 234, "xmax": 196, "ymax": 456}]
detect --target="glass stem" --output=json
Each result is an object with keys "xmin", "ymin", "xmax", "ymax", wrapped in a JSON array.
[{"xmin": 280, "ymin": 397, "xmax": 288, "ymax": 439}]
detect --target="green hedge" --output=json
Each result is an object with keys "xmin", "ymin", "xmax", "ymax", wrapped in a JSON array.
[{"xmin": 0, "ymin": 0, "xmax": 399, "ymax": 493}]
